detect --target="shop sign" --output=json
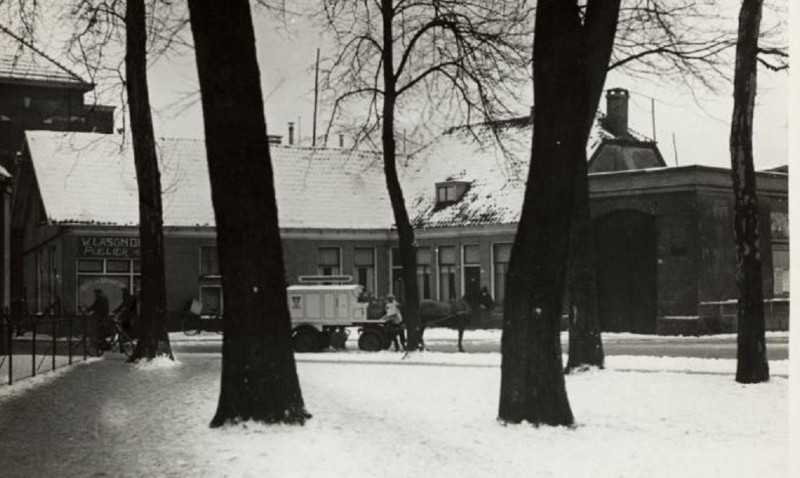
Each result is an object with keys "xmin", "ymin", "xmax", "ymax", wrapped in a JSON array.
[{"xmin": 78, "ymin": 236, "xmax": 141, "ymax": 258}]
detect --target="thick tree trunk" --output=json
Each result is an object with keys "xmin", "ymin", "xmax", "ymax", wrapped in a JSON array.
[
  {"xmin": 381, "ymin": 0, "xmax": 422, "ymax": 351},
  {"xmin": 730, "ymin": 0, "xmax": 769, "ymax": 384},
  {"xmin": 188, "ymin": 0, "xmax": 310, "ymax": 426},
  {"xmin": 125, "ymin": 0, "xmax": 172, "ymax": 361},
  {"xmin": 498, "ymin": 0, "xmax": 620, "ymax": 425},
  {"xmin": 565, "ymin": 153, "xmax": 604, "ymax": 372}
]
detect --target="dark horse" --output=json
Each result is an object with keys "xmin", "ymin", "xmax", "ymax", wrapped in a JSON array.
[{"xmin": 419, "ymin": 297, "xmax": 473, "ymax": 352}]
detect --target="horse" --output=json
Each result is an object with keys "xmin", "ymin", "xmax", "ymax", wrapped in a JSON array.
[
  {"xmin": 419, "ymin": 297, "xmax": 473, "ymax": 352},
  {"xmin": 367, "ymin": 292, "xmax": 492, "ymax": 352}
]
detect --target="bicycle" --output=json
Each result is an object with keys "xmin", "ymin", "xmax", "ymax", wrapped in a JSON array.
[
  {"xmin": 84, "ymin": 313, "xmax": 137, "ymax": 358},
  {"xmin": 181, "ymin": 299, "xmax": 223, "ymax": 336}
]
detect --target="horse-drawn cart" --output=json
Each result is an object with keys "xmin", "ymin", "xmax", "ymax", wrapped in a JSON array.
[{"xmin": 287, "ymin": 283, "xmax": 395, "ymax": 352}]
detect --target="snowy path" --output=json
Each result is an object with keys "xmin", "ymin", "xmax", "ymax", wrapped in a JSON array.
[{"xmin": 0, "ymin": 353, "xmax": 788, "ymax": 477}]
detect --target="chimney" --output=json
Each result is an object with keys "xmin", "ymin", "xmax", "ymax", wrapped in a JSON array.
[
  {"xmin": 338, "ymin": 134, "xmax": 344, "ymax": 148},
  {"xmin": 605, "ymin": 88, "xmax": 629, "ymax": 136},
  {"xmin": 288, "ymin": 122, "xmax": 295, "ymax": 145}
]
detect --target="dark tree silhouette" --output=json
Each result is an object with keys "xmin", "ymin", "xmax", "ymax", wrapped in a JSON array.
[
  {"xmin": 187, "ymin": 0, "xmax": 311, "ymax": 426},
  {"xmin": 123, "ymin": 0, "xmax": 172, "ymax": 361},
  {"xmin": 730, "ymin": 0, "xmax": 770, "ymax": 384},
  {"xmin": 498, "ymin": 0, "xmax": 621, "ymax": 426}
]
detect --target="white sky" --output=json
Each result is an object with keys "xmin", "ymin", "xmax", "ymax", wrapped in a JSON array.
[{"xmin": 23, "ymin": 0, "xmax": 790, "ymax": 170}]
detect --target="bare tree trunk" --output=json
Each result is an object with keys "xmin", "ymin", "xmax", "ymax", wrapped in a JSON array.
[
  {"xmin": 381, "ymin": 0, "xmax": 421, "ymax": 351},
  {"xmin": 187, "ymin": 0, "xmax": 311, "ymax": 426},
  {"xmin": 125, "ymin": 0, "xmax": 172, "ymax": 361},
  {"xmin": 565, "ymin": 154, "xmax": 604, "ymax": 372},
  {"xmin": 730, "ymin": 0, "xmax": 769, "ymax": 384},
  {"xmin": 498, "ymin": 0, "xmax": 620, "ymax": 425}
]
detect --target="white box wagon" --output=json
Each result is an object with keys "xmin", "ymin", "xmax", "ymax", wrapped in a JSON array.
[{"xmin": 287, "ymin": 284, "xmax": 394, "ymax": 352}]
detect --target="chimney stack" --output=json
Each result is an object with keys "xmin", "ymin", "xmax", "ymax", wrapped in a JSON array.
[
  {"xmin": 605, "ymin": 88, "xmax": 629, "ymax": 136},
  {"xmin": 288, "ymin": 122, "xmax": 295, "ymax": 145},
  {"xmin": 338, "ymin": 134, "xmax": 344, "ymax": 148}
]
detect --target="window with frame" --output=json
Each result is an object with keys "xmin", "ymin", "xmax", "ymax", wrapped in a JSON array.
[
  {"xmin": 438, "ymin": 246, "xmax": 457, "ymax": 301},
  {"xmin": 200, "ymin": 285, "xmax": 223, "ymax": 316},
  {"xmin": 417, "ymin": 247, "xmax": 432, "ymax": 300},
  {"xmin": 317, "ymin": 247, "xmax": 341, "ymax": 276},
  {"xmin": 773, "ymin": 244, "xmax": 789, "ymax": 296},
  {"xmin": 437, "ymin": 185, "xmax": 457, "ymax": 203},
  {"xmin": 391, "ymin": 248, "xmax": 404, "ymax": 301},
  {"xmin": 200, "ymin": 246, "xmax": 220, "ymax": 276},
  {"xmin": 493, "ymin": 243, "xmax": 512, "ymax": 307},
  {"xmin": 354, "ymin": 247, "xmax": 375, "ymax": 293}
]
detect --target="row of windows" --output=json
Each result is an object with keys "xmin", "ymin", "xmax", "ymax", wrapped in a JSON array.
[{"xmin": 197, "ymin": 243, "xmax": 512, "ymax": 303}]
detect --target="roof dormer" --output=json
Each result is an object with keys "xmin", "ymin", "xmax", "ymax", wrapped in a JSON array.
[{"xmin": 435, "ymin": 180, "xmax": 470, "ymax": 208}]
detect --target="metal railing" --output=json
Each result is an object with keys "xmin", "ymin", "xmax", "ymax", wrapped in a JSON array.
[{"xmin": 0, "ymin": 313, "xmax": 97, "ymax": 386}]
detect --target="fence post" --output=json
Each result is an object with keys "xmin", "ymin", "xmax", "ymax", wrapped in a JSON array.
[
  {"xmin": 51, "ymin": 316, "xmax": 56, "ymax": 371},
  {"xmin": 83, "ymin": 315, "xmax": 87, "ymax": 361},
  {"xmin": 31, "ymin": 318, "xmax": 36, "ymax": 378},
  {"xmin": 68, "ymin": 316, "xmax": 73, "ymax": 365},
  {"xmin": 6, "ymin": 317, "xmax": 11, "ymax": 385}
]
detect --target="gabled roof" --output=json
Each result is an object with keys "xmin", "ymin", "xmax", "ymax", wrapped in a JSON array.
[
  {"xmin": 0, "ymin": 24, "xmax": 91, "ymax": 90},
  {"xmin": 25, "ymin": 131, "xmax": 394, "ymax": 229}
]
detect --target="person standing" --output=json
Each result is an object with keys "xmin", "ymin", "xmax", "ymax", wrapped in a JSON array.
[
  {"xmin": 382, "ymin": 294, "xmax": 406, "ymax": 351},
  {"xmin": 85, "ymin": 289, "xmax": 111, "ymax": 351}
]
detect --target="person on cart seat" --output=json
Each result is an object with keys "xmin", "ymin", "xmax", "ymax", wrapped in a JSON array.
[{"xmin": 381, "ymin": 293, "xmax": 406, "ymax": 352}]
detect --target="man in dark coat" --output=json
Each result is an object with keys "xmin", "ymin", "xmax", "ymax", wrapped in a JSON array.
[{"xmin": 86, "ymin": 289, "xmax": 111, "ymax": 350}]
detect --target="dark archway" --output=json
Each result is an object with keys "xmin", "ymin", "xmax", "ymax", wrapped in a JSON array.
[{"xmin": 594, "ymin": 210, "xmax": 657, "ymax": 333}]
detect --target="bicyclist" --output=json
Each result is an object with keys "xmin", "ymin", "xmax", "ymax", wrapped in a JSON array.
[
  {"xmin": 113, "ymin": 287, "xmax": 137, "ymax": 334},
  {"xmin": 85, "ymin": 289, "xmax": 112, "ymax": 351}
]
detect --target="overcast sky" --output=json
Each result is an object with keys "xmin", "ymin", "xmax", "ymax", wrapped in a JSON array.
[{"xmin": 28, "ymin": 1, "xmax": 790, "ymax": 170}]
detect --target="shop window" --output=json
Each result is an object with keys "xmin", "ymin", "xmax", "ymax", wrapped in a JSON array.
[
  {"xmin": 354, "ymin": 247, "xmax": 375, "ymax": 293},
  {"xmin": 76, "ymin": 258, "xmax": 141, "ymax": 314},
  {"xmin": 78, "ymin": 259, "xmax": 103, "ymax": 273},
  {"xmin": 200, "ymin": 246, "xmax": 219, "ymax": 276},
  {"xmin": 317, "ymin": 247, "xmax": 341, "ymax": 276},
  {"xmin": 438, "ymin": 246, "xmax": 457, "ymax": 301},
  {"xmin": 493, "ymin": 243, "xmax": 512, "ymax": 308},
  {"xmin": 106, "ymin": 260, "xmax": 131, "ymax": 273}
]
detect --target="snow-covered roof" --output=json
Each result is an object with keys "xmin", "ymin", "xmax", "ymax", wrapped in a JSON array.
[
  {"xmin": 24, "ymin": 109, "xmax": 658, "ymax": 231},
  {"xmin": 403, "ymin": 111, "xmax": 647, "ymax": 228},
  {"xmin": 25, "ymin": 131, "xmax": 394, "ymax": 229},
  {"xmin": 0, "ymin": 25, "xmax": 91, "ymax": 90}
]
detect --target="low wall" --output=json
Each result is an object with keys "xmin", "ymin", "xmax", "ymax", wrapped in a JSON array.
[{"xmin": 658, "ymin": 298, "xmax": 789, "ymax": 335}]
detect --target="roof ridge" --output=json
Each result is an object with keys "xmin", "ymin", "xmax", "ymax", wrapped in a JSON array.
[{"xmin": 0, "ymin": 23, "xmax": 89, "ymax": 85}]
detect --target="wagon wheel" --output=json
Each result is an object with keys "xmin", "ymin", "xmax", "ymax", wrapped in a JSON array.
[
  {"xmin": 358, "ymin": 329, "xmax": 384, "ymax": 352},
  {"xmin": 293, "ymin": 328, "xmax": 321, "ymax": 353}
]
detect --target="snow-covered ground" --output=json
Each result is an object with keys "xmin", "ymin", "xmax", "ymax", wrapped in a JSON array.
[{"xmin": 0, "ymin": 349, "xmax": 789, "ymax": 477}]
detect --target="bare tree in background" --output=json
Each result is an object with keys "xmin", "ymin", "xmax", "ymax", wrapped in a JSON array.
[
  {"xmin": 729, "ymin": 0, "xmax": 774, "ymax": 384},
  {"xmin": 319, "ymin": 0, "xmax": 532, "ymax": 350},
  {"xmin": 67, "ymin": 0, "xmax": 190, "ymax": 361},
  {"xmin": 188, "ymin": 0, "xmax": 311, "ymax": 427}
]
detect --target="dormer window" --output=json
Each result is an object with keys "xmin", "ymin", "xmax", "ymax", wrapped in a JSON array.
[{"xmin": 435, "ymin": 181, "xmax": 470, "ymax": 208}]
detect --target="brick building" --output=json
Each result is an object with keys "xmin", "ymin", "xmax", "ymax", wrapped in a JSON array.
[{"xmin": 14, "ymin": 87, "xmax": 788, "ymax": 333}]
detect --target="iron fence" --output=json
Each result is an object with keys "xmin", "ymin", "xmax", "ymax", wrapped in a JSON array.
[{"xmin": 0, "ymin": 313, "xmax": 97, "ymax": 386}]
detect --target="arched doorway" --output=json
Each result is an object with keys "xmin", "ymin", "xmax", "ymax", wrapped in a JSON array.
[{"xmin": 594, "ymin": 210, "xmax": 657, "ymax": 333}]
